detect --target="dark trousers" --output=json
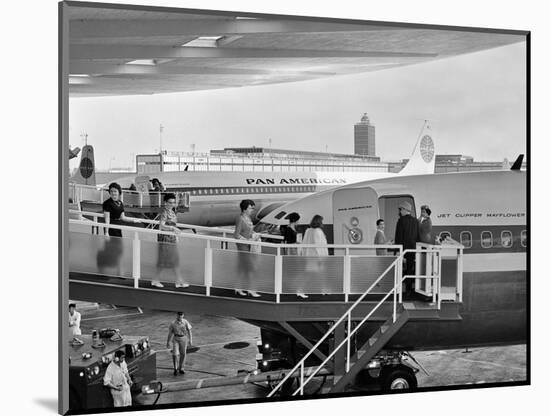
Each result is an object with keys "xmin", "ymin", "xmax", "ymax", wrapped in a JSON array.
[{"xmin": 404, "ymin": 254, "xmax": 416, "ymax": 293}]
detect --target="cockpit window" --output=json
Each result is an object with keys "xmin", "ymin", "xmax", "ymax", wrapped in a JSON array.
[{"xmin": 274, "ymin": 211, "xmax": 287, "ymax": 220}]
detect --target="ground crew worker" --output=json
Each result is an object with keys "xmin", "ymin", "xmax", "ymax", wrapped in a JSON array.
[
  {"xmin": 166, "ymin": 312, "xmax": 193, "ymax": 376},
  {"xmin": 103, "ymin": 350, "xmax": 132, "ymax": 407},
  {"xmin": 68, "ymin": 303, "xmax": 81, "ymax": 336}
]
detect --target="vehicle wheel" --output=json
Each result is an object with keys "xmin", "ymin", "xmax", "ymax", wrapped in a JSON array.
[{"xmin": 380, "ymin": 366, "xmax": 417, "ymax": 391}]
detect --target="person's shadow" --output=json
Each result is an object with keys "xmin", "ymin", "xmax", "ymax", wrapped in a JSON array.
[{"xmin": 33, "ymin": 398, "xmax": 57, "ymax": 413}]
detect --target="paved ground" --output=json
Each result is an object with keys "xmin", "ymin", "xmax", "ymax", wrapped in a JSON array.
[{"xmin": 77, "ymin": 304, "xmax": 527, "ymax": 406}]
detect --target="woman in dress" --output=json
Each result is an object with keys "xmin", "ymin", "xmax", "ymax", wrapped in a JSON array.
[
  {"xmin": 299, "ymin": 215, "xmax": 329, "ymax": 296},
  {"xmin": 102, "ymin": 182, "xmax": 141, "ymax": 237},
  {"xmin": 300, "ymin": 215, "xmax": 329, "ymax": 256},
  {"xmin": 233, "ymin": 199, "xmax": 260, "ymax": 297},
  {"xmin": 99, "ymin": 183, "xmax": 141, "ymax": 273},
  {"xmin": 156, "ymin": 193, "xmax": 189, "ymax": 289},
  {"xmin": 283, "ymin": 212, "xmax": 301, "ymax": 255}
]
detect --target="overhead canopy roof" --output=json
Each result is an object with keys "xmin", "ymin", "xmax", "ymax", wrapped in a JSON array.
[{"xmin": 65, "ymin": 2, "xmax": 526, "ymax": 97}]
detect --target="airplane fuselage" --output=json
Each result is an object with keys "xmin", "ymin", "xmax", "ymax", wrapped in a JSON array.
[{"xmin": 259, "ymin": 170, "xmax": 527, "ymax": 349}]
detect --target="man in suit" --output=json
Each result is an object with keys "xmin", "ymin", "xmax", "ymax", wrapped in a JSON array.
[{"xmin": 394, "ymin": 201, "xmax": 420, "ymax": 296}]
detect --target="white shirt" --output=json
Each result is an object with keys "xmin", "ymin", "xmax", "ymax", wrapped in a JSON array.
[
  {"xmin": 69, "ymin": 311, "xmax": 81, "ymax": 336},
  {"xmin": 299, "ymin": 228, "xmax": 329, "ymax": 256},
  {"xmin": 104, "ymin": 361, "xmax": 130, "ymax": 388}
]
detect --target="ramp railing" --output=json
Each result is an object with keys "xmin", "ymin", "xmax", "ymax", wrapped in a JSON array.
[
  {"xmin": 267, "ymin": 247, "xmax": 446, "ymax": 397},
  {"xmin": 69, "ymin": 183, "xmax": 190, "ymax": 210},
  {"xmin": 68, "ymin": 217, "xmax": 402, "ymax": 302}
]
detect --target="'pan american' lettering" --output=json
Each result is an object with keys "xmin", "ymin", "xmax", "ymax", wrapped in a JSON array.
[{"xmin": 246, "ymin": 178, "xmax": 347, "ymax": 185}]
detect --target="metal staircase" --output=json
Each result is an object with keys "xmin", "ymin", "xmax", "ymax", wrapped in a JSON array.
[
  {"xmin": 267, "ymin": 248, "xmax": 442, "ymax": 397},
  {"xmin": 321, "ymin": 308, "xmax": 410, "ymax": 393}
]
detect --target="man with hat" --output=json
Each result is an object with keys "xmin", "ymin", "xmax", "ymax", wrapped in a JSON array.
[
  {"xmin": 394, "ymin": 201, "xmax": 420, "ymax": 297},
  {"xmin": 166, "ymin": 312, "xmax": 193, "ymax": 376}
]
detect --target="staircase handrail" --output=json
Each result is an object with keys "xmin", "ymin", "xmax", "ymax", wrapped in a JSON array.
[
  {"xmin": 268, "ymin": 247, "xmax": 442, "ymax": 397},
  {"xmin": 267, "ymin": 250, "xmax": 405, "ymax": 397}
]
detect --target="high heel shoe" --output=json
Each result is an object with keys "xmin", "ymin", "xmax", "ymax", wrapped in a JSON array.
[
  {"xmin": 248, "ymin": 291, "xmax": 261, "ymax": 298},
  {"xmin": 297, "ymin": 293, "xmax": 309, "ymax": 299},
  {"xmin": 235, "ymin": 289, "xmax": 247, "ymax": 296}
]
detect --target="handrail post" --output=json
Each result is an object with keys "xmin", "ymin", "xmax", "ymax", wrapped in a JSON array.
[
  {"xmin": 132, "ymin": 231, "xmax": 140, "ymax": 288},
  {"xmin": 429, "ymin": 248, "xmax": 436, "ymax": 304},
  {"xmin": 457, "ymin": 247, "xmax": 463, "ymax": 302},
  {"xmin": 300, "ymin": 362, "xmax": 304, "ymax": 395},
  {"xmin": 204, "ymin": 240, "xmax": 213, "ymax": 296},
  {"xmin": 398, "ymin": 247, "xmax": 403, "ymax": 303},
  {"xmin": 343, "ymin": 248, "xmax": 351, "ymax": 302},
  {"xmin": 438, "ymin": 251, "xmax": 442, "ymax": 309},
  {"xmin": 393, "ymin": 263, "xmax": 397, "ymax": 322},
  {"xmin": 346, "ymin": 312, "xmax": 351, "ymax": 373},
  {"xmin": 139, "ymin": 192, "xmax": 143, "ymax": 208},
  {"xmin": 275, "ymin": 247, "xmax": 283, "ymax": 303}
]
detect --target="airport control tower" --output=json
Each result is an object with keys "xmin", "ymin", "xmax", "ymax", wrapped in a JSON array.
[{"xmin": 354, "ymin": 113, "xmax": 376, "ymax": 156}]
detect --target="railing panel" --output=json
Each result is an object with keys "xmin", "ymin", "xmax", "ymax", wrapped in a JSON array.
[
  {"xmin": 121, "ymin": 192, "xmax": 142, "ymax": 207},
  {"xmin": 349, "ymin": 256, "xmax": 398, "ymax": 294},
  {"xmin": 79, "ymin": 187, "xmax": 107, "ymax": 202},
  {"xmin": 139, "ymin": 237, "xmax": 207, "ymax": 285},
  {"xmin": 282, "ymin": 256, "xmax": 344, "ymax": 294},
  {"xmin": 211, "ymin": 249, "xmax": 276, "ymax": 293},
  {"xmin": 69, "ymin": 232, "xmax": 133, "ymax": 278}
]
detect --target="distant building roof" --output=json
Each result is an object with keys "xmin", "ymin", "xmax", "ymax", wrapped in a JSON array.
[{"xmin": 211, "ymin": 147, "xmax": 381, "ymax": 161}]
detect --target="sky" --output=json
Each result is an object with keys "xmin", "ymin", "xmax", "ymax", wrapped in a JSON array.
[{"xmin": 69, "ymin": 37, "xmax": 526, "ymax": 171}]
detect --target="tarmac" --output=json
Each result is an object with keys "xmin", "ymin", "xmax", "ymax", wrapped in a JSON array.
[{"xmin": 77, "ymin": 304, "xmax": 527, "ymax": 405}]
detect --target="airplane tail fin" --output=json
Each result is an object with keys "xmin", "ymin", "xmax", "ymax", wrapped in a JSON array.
[
  {"xmin": 72, "ymin": 145, "xmax": 96, "ymax": 186},
  {"xmin": 398, "ymin": 121, "xmax": 436, "ymax": 176},
  {"xmin": 511, "ymin": 154, "xmax": 524, "ymax": 171}
]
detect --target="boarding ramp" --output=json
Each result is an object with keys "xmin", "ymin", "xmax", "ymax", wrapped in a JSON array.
[{"xmin": 69, "ymin": 214, "xmax": 463, "ymax": 320}]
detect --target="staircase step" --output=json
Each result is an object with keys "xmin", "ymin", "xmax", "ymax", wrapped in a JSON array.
[
  {"xmin": 368, "ymin": 336, "xmax": 379, "ymax": 347},
  {"xmin": 380, "ymin": 324, "xmax": 389, "ymax": 334}
]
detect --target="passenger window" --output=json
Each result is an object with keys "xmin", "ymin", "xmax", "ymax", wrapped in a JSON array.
[
  {"xmin": 501, "ymin": 231, "xmax": 513, "ymax": 248},
  {"xmin": 481, "ymin": 231, "xmax": 493, "ymax": 248},
  {"xmin": 460, "ymin": 231, "xmax": 472, "ymax": 248},
  {"xmin": 439, "ymin": 231, "xmax": 451, "ymax": 243},
  {"xmin": 521, "ymin": 230, "xmax": 527, "ymax": 247}
]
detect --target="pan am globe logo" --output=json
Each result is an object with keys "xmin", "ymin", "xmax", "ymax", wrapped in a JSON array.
[
  {"xmin": 80, "ymin": 157, "xmax": 94, "ymax": 179},
  {"xmin": 420, "ymin": 135, "xmax": 434, "ymax": 163}
]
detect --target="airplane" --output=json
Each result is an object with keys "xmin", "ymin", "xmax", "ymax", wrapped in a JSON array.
[
  {"xmin": 83, "ymin": 122, "xmax": 436, "ymax": 227},
  {"xmin": 69, "ymin": 162, "xmax": 527, "ymax": 394},
  {"xmin": 247, "ymin": 162, "xmax": 527, "ymax": 391}
]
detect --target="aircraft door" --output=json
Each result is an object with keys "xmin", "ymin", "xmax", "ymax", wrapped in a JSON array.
[
  {"xmin": 333, "ymin": 187, "xmax": 379, "ymax": 255},
  {"xmin": 378, "ymin": 195, "xmax": 416, "ymax": 245}
]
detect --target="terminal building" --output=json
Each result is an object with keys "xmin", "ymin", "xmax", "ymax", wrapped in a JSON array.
[
  {"xmin": 136, "ymin": 147, "xmax": 387, "ymax": 174},
  {"xmin": 388, "ymin": 154, "xmax": 526, "ymax": 173}
]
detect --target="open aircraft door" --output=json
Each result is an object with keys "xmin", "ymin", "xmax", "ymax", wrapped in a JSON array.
[{"xmin": 333, "ymin": 187, "xmax": 379, "ymax": 255}]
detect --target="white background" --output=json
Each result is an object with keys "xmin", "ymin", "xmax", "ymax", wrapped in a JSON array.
[{"xmin": 1, "ymin": 0, "xmax": 545, "ymax": 415}]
